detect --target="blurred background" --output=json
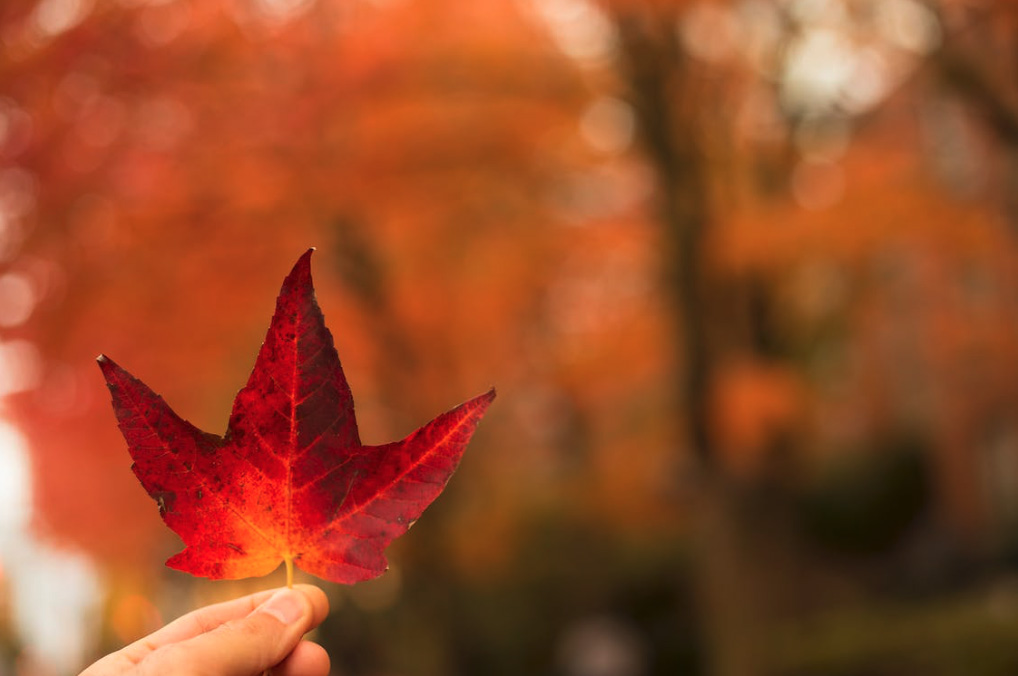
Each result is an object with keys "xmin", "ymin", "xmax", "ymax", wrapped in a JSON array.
[{"xmin": 2, "ymin": 0, "xmax": 1018, "ymax": 674}]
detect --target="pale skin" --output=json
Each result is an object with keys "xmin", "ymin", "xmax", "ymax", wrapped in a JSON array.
[{"xmin": 79, "ymin": 585, "xmax": 331, "ymax": 676}]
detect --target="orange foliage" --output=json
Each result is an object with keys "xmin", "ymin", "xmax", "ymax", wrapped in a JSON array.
[
  {"xmin": 0, "ymin": 0, "xmax": 585, "ymax": 569},
  {"xmin": 710, "ymin": 358, "xmax": 805, "ymax": 478},
  {"xmin": 4, "ymin": 0, "xmax": 1018, "ymax": 583}
]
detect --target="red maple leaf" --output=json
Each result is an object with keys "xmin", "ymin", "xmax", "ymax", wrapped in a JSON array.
[{"xmin": 98, "ymin": 249, "xmax": 494, "ymax": 584}]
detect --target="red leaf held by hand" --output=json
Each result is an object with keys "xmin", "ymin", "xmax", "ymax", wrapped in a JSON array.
[{"xmin": 98, "ymin": 249, "xmax": 495, "ymax": 584}]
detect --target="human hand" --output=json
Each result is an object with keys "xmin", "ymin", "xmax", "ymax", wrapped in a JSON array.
[{"xmin": 80, "ymin": 584, "xmax": 330, "ymax": 676}]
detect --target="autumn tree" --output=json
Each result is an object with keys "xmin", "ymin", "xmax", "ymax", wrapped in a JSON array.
[{"xmin": 5, "ymin": 0, "xmax": 1018, "ymax": 673}]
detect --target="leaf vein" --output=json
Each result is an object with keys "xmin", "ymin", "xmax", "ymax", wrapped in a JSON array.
[{"xmin": 325, "ymin": 416, "xmax": 472, "ymax": 530}]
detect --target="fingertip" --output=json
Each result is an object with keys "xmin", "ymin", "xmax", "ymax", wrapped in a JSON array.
[
  {"xmin": 272, "ymin": 640, "xmax": 331, "ymax": 676},
  {"xmin": 292, "ymin": 584, "xmax": 330, "ymax": 627},
  {"xmin": 257, "ymin": 588, "xmax": 312, "ymax": 626}
]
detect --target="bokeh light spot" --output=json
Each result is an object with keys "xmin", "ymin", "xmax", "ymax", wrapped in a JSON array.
[
  {"xmin": 876, "ymin": 0, "xmax": 941, "ymax": 54},
  {"xmin": 680, "ymin": 2, "xmax": 740, "ymax": 64},
  {"xmin": 135, "ymin": 1, "xmax": 192, "ymax": 46},
  {"xmin": 0, "ymin": 420, "xmax": 31, "ymax": 535},
  {"xmin": 0, "ymin": 272, "xmax": 36, "ymax": 328},
  {"xmin": 0, "ymin": 340, "xmax": 42, "ymax": 396},
  {"xmin": 253, "ymin": 0, "xmax": 314, "ymax": 22},
  {"xmin": 579, "ymin": 97, "xmax": 634, "ymax": 155},
  {"xmin": 0, "ymin": 168, "xmax": 38, "ymax": 220},
  {"xmin": 32, "ymin": 0, "xmax": 94, "ymax": 37},
  {"xmin": 531, "ymin": 0, "xmax": 617, "ymax": 65}
]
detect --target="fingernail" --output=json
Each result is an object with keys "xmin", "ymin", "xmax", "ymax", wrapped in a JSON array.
[{"xmin": 258, "ymin": 589, "xmax": 304, "ymax": 625}]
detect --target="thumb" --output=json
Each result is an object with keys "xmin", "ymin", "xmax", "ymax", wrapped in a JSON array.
[{"xmin": 148, "ymin": 588, "xmax": 316, "ymax": 676}]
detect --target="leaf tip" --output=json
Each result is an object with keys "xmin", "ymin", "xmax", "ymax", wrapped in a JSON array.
[
  {"xmin": 284, "ymin": 249, "xmax": 316, "ymax": 290},
  {"xmin": 466, "ymin": 387, "xmax": 497, "ymax": 417},
  {"xmin": 96, "ymin": 353, "xmax": 117, "ymax": 376},
  {"xmin": 96, "ymin": 355, "xmax": 133, "ymax": 390}
]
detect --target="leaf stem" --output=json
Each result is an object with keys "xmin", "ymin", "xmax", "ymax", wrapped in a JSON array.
[{"xmin": 285, "ymin": 555, "xmax": 294, "ymax": 589}]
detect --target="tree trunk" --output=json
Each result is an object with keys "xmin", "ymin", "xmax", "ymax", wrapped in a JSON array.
[{"xmin": 614, "ymin": 11, "xmax": 763, "ymax": 676}]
